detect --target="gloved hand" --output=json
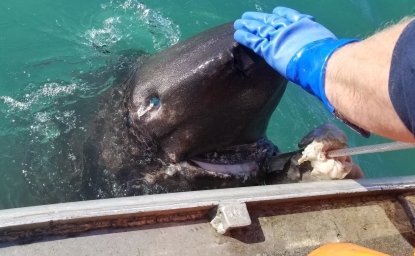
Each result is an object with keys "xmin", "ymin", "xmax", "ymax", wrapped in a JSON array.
[{"xmin": 234, "ymin": 7, "xmax": 358, "ymax": 113}]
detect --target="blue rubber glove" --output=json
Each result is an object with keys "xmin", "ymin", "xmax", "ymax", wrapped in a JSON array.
[{"xmin": 234, "ymin": 7, "xmax": 358, "ymax": 113}]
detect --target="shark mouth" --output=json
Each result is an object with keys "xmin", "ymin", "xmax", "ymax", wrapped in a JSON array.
[
  {"xmin": 189, "ymin": 138, "xmax": 277, "ymax": 177},
  {"xmin": 191, "ymin": 159, "xmax": 259, "ymax": 176}
]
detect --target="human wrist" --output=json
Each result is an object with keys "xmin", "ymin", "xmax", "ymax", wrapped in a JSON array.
[
  {"xmin": 324, "ymin": 41, "xmax": 360, "ymax": 112},
  {"xmin": 324, "ymin": 19, "xmax": 415, "ymax": 140},
  {"xmin": 286, "ymin": 38, "xmax": 359, "ymax": 113}
]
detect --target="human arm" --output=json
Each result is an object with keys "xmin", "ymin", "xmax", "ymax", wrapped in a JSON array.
[
  {"xmin": 325, "ymin": 19, "xmax": 415, "ymax": 142},
  {"xmin": 234, "ymin": 7, "xmax": 415, "ymax": 142}
]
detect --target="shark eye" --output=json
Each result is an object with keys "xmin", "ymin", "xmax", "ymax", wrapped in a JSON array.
[
  {"xmin": 149, "ymin": 96, "xmax": 161, "ymax": 108},
  {"xmin": 136, "ymin": 95, "xmax": 161, "ymax": 119}
]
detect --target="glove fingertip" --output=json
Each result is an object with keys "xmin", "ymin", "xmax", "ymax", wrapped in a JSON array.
[
  {"xmin": 234, "ymin": 30, "xmax": 264, "ymax": 51},
  {"xmin": 233, "ymin": 29, "xmax": 251, "ymax": 42},
  {"xmin": 233, "ymin": 19, "xmax": 243, "ymax": 30},
  {"xmin": 272, "ymin": 6, "xmax": 297, "ymax": 16},
  {"xmin": 241, "ymin": 11, "xmax": 255, "ymax": 19},
  {"xmin": 233, "ymin": 29, "xmax": 247, "ymax": 43}
]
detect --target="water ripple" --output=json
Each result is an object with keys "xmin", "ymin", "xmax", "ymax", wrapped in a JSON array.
[
  {"xmin": 85, "ymin": 17, "xmax": 123, "ymax": 49},
  {"xmin": 0, "ymin": 82, "xmax": 78, "ymax": 112},
  {"xmin": 84, "ymin": 0, "xmax": 181, "ymax": 52}
]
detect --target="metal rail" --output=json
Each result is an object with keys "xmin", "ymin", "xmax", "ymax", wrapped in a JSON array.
[
  {"xmin": 1, "ymin": 176, "xmax": 415, "ymax": 233},
  {"xmin": 1, "ymin": 176, "xmax": 415, "ymax": 254}
]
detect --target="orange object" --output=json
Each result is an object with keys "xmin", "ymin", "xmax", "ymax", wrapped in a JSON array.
[{"xmin": 308, "ymin": 243, "xmax": 389, "ymax": 256}]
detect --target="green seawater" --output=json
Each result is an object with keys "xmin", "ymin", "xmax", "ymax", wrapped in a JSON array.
[{"xmin": 0, "ymin": 0, "xmax": 414, "ymax": 209}]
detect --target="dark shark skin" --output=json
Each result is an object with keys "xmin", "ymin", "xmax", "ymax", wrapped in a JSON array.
[{"xmin": 82, "ymin": 23, "xmax": 288, "ymax": 197}]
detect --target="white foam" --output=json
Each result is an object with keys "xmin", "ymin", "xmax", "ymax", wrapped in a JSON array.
[
  {"xmin": 0, "ymin": 96, "xmax": 31, "ymax": 110},
  {"xmin": 134, "ymin": 2, "xmax": 180, "ymax": 50},
  {"xmin": 39, "ymin": 82, "xmax": 77, "ymax": 97},
  {"xmin": 119, "ymin": 0, "xmax": 180, "ymax": 50},
  {"xmin": 84, "ymin": 16, "xmax": 122, "ymax": 48},
  {"xmin": 1, "ymin": 82, "xmax": 78, "ymax": 112},
  {"xmin": 255, "ymin": 4, "xmax": 263, "ymax": 11}
]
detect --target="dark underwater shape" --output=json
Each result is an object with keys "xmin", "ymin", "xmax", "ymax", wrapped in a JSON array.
[{"xmin": 82, "ymin": 22, "xmax": 288, "ymax": 197}]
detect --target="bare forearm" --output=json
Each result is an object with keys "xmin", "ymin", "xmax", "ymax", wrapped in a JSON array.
[
  {"xmin": 234, "ymin": 7, "xmax": 415, "ymax": 141},
  {"xmin": 325, "ymin": 19, "xmax": 415, "ymax": 142}
]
